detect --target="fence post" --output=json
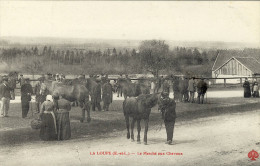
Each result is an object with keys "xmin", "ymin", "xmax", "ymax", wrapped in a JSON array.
[
  {"xmin": 224, "ymin": 78, "xmax": 226, "ymax": 87},
  {"xmin": 240, "ymin": 78, "xmax": 242, "ymax": 86}
]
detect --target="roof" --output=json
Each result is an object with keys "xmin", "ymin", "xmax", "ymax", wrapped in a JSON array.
[
  {"xmin": 235, "ymin": 57, "xmax": 260, "ymax": 74},
  {"xmin": 212, "ymin": 50, "xmax": 260, "ymax": 73}
]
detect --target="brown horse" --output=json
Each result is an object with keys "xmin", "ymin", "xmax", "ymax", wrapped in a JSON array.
[
  {"xmin": 118, "ymin": 79, "xmax": 150, "ymax": 100},
  {"xmin": 123, "ymin": 93, "xmax": 160, "ymax": 145},
  {"xmin": 42, "ymin": 80, "xmax": 91, "ymax": 123}
]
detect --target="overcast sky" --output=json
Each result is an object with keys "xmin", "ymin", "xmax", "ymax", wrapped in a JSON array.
[{"xmin": 0, "ymin": 1, "xmax": 259, "ymax": 44}]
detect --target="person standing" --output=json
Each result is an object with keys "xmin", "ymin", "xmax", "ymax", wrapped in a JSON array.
[
  {"xmin": 92, "ymin": 78, "xmax": 102, "ymax": 111},
  {"xmin": 21, "ymin": 78, "xmax": 33, "ymax": 118},
  {"xmin": 35, "ymin": 80, "xmax": 42, "ymax": 113},
  {"xmin": 117, "ymin": 74, "xmax": 123, "ymax": 97},
  {"xmin": 252, "ymin": 82, "xmax": 259, "ymax": 98},
  {"xmin": 158, "ymin": 90, "xmax": 176, "ymax": 145},
  {"xmin": 102, "ymin": 80, "xmax": 113, "ymax": 111},
  {"xmin": 196, "ymin": 78, "xmax": 208, "ymax": 104},
  {"xmin": 0, "ymin": 76, "xmax": 11, "ymax": 117},
  {"xmin": 39, "ymin": 95, "xmax": 57, "ymax": 141},
  {"xmin": 243, "ymin": 78, "xmax": 251, "ymax": 98},
  {"xmin": 188, "ymin": 77, "xmax": 196, "ymax": 103},
  {"xmin": 162, "ymin": 79, "xmax": 170, "ymax": 94},
  {"xmin": 172, "ymin": 77, "xmax": 180, "ymax": 102},
  {"xmin": 55, "ymin": 95, "xmax": 71, "ymax": 140},
  {"xmin": 18, "ymin": 74, "xmax": 25, "ymax": 87}
]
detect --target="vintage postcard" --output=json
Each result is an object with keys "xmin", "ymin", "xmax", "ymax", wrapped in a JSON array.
[{"xmin": 0, "ymin": 1, "xmax": 259, "ymax": 166}]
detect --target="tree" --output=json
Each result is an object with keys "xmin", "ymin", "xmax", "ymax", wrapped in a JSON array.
[{"xmin": 139, "ymin": 40, "xmax": 169, "ymax": 77}]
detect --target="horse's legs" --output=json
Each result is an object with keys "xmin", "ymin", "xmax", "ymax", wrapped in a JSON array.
[
  {"xmin": 137, "ymin": 120, "xmax": 141, "ymax": 144},
  {"xmin": 125, "ymin": 115, "xmax": 130, "ymax": 139},
  {"xmin": 144, "ymin": 119, "xmax": 149, "ymax": 145},
  {"xmin": 130, "ymin": 118, "xmax": 136, "ymax": 141}
]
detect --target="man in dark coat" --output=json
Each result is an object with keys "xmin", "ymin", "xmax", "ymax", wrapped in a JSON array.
[
  {"xmin": 21, "ymin": 78, "xmax": 33, "ymax": 118},
  {"xmin": 102, "ymin": 80, "xmax": 113, "ymax": 111},
  {"xmin": 158, "ymin": 89, "xmax": 176, "ymax": 145},
  {"xmin": 162, "ymin": 80, "xmax": 170, "ymax": 94},
  {"xmin": 35, "ymin": 78, "xmax": 46, "ymax": 113},
  {"xmin": 172, "ymin": 77, "xmax": 180, "ymax": 102},
  {"xmin": 92, "ymin": 78, "xmax": 102, "ymax": 111},
  {"xmin": 243, "ymin": 78, "xmax": 251, "ymax": 98},
  {"xmin": 196, "ymin": 78, "xmax": 208, "ymax": 104}
]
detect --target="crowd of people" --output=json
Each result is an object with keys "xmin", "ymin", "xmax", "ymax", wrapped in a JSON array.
[
  {"xmin": 0, "ymin": 72, "xmax": 207, "ymax": 143},
  {"xmin": 152, "ymin": 76, "xmax": 208, "ymax": 104}
]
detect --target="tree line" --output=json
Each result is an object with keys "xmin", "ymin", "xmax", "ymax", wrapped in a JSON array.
[{"xmin": 1, "ymin": 40, "xmax": 258, "ymax": 76}]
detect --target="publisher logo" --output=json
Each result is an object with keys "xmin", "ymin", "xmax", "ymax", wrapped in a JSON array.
[{"xmin": 248, "ymin": 150, "xmax": 259, "ymax": 161}]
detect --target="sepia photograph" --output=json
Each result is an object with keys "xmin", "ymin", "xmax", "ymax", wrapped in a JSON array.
[{"xmin": 0, "ymin": 1, "xmax": 259, "ymax": 166}]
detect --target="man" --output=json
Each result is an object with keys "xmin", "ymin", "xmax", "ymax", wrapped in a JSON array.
[
  {"xmin": 188, "ymin": 77, "xmax": 196, "ymax": 103},
  {"xmin": 102, "ymin": 80, "xmax": 113, "ymax": 111},
  {"xmin": 18, "ymin": 74, "xmax": 25, "ymax": 87},
  {"xmin": 196, "ymin": 78, "xmax": 208, "ymax": 104},
  {"xmin": 162, "ymin": 79, "xmax": 170, "ymax": 94},
  {"xmin": 0, "ymin": 76, "xmax": 11, "ymax": 117},
  {"xmin": 181, "ymin": 77, "xmax": 189, "ymax": 102},
  {"xmin": 158, "ymin": 89, "xmax": 176, "ymax": 145},
  {"xmin": 172, "ymin": 77, "xmax": 180, "ymax": 102},
  {"xmin": 92, "ymin": 78, "xmax": 102, "ymax": 111},
  {"xmin": 21, "ymin": 78, "xmax": 33, "ymax": 118},
  {"xmin": 35, "ymin": 78, "xmax": 46, "ymax": 113},
  {"xmin": 117, "ymin": 74, "xmax": 123, "ymax": 97}
]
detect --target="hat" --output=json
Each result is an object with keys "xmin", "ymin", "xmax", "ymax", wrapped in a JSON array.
[{"xmin": 46, "ymin": 95, "xmax": 53, "ymax": 102}]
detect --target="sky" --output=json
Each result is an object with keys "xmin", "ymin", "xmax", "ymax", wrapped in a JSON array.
[{"xmin": 0, "ymin": 1, "xmax": 260, "ymax": 44}]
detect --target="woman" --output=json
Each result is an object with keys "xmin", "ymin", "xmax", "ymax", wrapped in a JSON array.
[
  {"xmin": 55, "ymin": 95, "xmax": 71, "ymax": 140},
  {"xmin": 39, "ymin": 95, "xmax": 57, "ymax": 141},
  {"xmin": 243, "ymin": 78, "xmax": 251, "ymax": 98}
]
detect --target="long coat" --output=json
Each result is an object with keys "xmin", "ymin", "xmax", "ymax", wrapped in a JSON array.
[
  {"xmin": 21, "ymin": 83, "xmax": 33, "ymax": 102},
  {"xmin": 93, "ymin": 83, "xmax": 102, "ymax": 103},
  {"xmin": 102, "ymin": 82, "xmax": 113, "ymax": 104},
  {"xmin": 243, "ymin": 81, "xmax": 251, "ymax": 98}
]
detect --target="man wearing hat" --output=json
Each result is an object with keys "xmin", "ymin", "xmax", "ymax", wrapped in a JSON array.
[
  {"xmin": 196, "ymin": 77, "xmax": 208, "ymax": 104},
  {"xmin": 0, "ymin": 76, "xmax": 11, "ymax": 117},
  {"xmin": 21, "ymin": 78, "xmax": 33, "ymax": 118},
  {"xmin": 158, "ymin": 89, "xmax": 176, "ymax": 145},
  {"xmin": 18, "ymin": 74, "xmax": 25, "ymax": 87},
  {"xmin": 92, "ymin": 78, "xmax": 102, "ymax": 111}
]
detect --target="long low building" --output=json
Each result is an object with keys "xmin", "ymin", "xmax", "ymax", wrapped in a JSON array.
[{"xmin": 212, "ymin": 52, "xmax": 260, "ymax": 84}]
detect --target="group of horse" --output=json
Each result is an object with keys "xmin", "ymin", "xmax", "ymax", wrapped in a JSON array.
[{"xmin": 2, "ymin": 72, "xmax": 162, "ymax": 145}]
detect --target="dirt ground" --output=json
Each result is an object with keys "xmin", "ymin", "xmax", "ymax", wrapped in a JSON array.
[
  {"xmin": 0, "ymin": 97, "xmax": 260, "ymax": 166},
  {"xmin": 0, "ymin": 109, "xmax": 259, "ymax": 166}
]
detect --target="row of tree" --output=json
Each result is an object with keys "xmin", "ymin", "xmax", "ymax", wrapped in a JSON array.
[{"xmin": 4, "ymin": 40, "xmax": 254, "ymax": 76}]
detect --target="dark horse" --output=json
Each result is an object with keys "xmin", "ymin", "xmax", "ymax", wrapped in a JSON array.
[
  {"xmin": 118, "ymin": 79, "xmax": 150, "ymax": 100},
  {"xmin": 123, "ymin": 93, "xmax": 160, "ymax": 145},
  {"xmin": 42, "ymin": 80, "xmax": 91, "ymax": 123}
]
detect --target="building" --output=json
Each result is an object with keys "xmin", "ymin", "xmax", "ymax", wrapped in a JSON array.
[{"xmin": 212, "ymin": 53, "xmax": 260, "ymax": 83}]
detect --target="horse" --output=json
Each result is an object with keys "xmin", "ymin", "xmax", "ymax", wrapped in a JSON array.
[
  {"xmin": 118, "ymin": 79, "xmax": 150, "ymax": 100},
  {"xmin": 41, "ymin": 79, "xmax": 91, "ymax": 123},
  {"xmin": 123, "ymin": 93, "xmax": 160, "ymax": 145}
]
